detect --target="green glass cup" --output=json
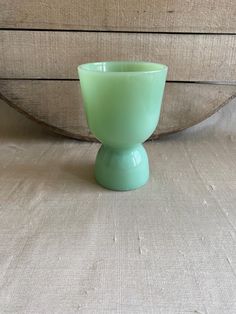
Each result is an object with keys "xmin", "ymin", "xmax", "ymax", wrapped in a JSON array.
[{"xmin": 78, "ymin": 61, "xmax": 167, "ymax": 191}]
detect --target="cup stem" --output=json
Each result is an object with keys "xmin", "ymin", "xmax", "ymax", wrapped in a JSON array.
[{"xmin": 95, "ymin": 143, "xmax": 149, "ymax": 191}]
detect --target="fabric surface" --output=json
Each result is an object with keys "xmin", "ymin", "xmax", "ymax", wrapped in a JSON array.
[{"xmin": 0, "ymin": 99, "xmax": 236, "ymax": 314}]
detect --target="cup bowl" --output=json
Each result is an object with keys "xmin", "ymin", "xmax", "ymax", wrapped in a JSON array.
[{"xmin": 78, "ymin": 61, "xmax": 167, "ymax": 148}]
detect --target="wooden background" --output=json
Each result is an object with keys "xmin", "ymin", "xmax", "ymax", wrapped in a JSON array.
[{"xmin": 0, "ymin": 0, "xmax": 236, "ymax": 140}]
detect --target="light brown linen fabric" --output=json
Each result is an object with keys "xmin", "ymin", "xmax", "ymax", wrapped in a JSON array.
[{"xmin": 0, "ymin": 100, "xmax": 236, "ymax": 314}]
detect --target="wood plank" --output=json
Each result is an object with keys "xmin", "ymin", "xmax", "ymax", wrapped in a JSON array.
[
  {"xmin": 0, "ymin": 80, "xmax": 235, "ymax": 141},
  {"xmin": 1, "ymin": 31, "xmax": 236, "ymax": 81},
  {"xmin": 0, "ymin": 0, "xmax": 236, "ymax": 33}
]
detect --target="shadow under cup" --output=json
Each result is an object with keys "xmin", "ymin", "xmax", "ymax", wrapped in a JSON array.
[{"xmin": 78, "ymin": 61, "xmax": 167, "ymax": 191}]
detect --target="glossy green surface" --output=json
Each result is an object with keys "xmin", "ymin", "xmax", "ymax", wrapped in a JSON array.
[
  {"xmin": 78, "ymin": 61, "xmax": 167, "ymax": 190},
  {"xmin": 95, "ymin": 144, "xmax": 149, "ymax": 191}
]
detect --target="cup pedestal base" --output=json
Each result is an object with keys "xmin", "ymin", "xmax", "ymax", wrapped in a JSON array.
[{"xmin": 95, "ymin": 144, "xmax": 149, "ymax": 191}]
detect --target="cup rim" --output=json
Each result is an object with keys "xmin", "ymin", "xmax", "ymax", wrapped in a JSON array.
[{"xmin": 78, "ymin": 61, "xmax": 168, "ymax": 74}]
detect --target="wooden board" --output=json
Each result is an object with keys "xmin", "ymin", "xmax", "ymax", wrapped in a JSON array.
[
  {"xmin": 0, "ymin": 31, "xmax": 236, "ymax": 82},
  {"xmin": 1, "ymin": 80, "xmax": 235, "ymax": 141},
  {"xmin": 0, "ymin": 0, "xmax": 236, "ymax": 33}
]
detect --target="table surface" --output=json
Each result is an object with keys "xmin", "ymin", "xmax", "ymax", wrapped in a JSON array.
[{"xmin": 0, "ymin": 99, "xmax": 236, "ymax": 314}]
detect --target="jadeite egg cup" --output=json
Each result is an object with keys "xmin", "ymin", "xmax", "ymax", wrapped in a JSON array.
[{"xmin": 78, "ymin": 61, "xmax": 167, "ymax": 191}]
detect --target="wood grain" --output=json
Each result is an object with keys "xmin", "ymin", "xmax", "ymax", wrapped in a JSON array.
[
  {"xmin": 0, "ymin": 0, "xmax": 236, "ymax": 33},
  {"xmin": 1, "ymin": 80, "xmax": 235, "ymax": 141},
  {"xmin": 1, "ymin": 31, "xmax": 236, "ymax": 81}
]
